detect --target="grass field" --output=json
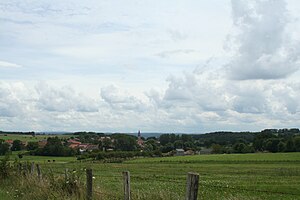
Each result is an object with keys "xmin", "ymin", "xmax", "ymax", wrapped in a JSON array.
[
  {"xmin": 0, "ymin": 134, "xmax": 74, "ymax": 142},
  {"xmin": 1, "ymin": 152, "xmax": 300, "ymax": 199},
  {"xmin": 19, "ymin": 152, "xmax": 297, "ymax": 200}
]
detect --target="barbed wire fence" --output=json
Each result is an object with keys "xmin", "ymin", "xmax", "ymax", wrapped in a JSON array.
[{"xmin": 7, "ymin": 161, "xmax": 300, "ymax": 200}]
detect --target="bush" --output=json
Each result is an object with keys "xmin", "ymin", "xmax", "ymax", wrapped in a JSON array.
[
  {"xmin": 0, "ymin": 154, "xmax": 11, "ymax": 178},
  {"xmin": 77, "ymin": 151, "xmax": 154, "ymax": 161}
]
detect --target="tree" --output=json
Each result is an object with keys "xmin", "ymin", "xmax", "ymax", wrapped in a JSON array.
[
  {"xmin": 0, "ymin": 142, "xmax": 10, "ymax": 155},
  {"xmin": 34, "ymin": 137, "xmax": 75, "ymax": 156},
  {"xmin": 145, "ymin": 139, "xmax": 158, "ymax": 150},
  {"xmin": 160, "ymin": 142, "xmax": 174, "ymax": 153},
  {"xmin": 294, "ymin": 137, "xmax": 300, "ymax": 152},
  {"xmin": 233, "ymin": 143, "xmax": 247, "ymax": 153},
  {"xmin": 285, "ymin": 139, "xmax": 295, "ymax": 152},
  {"xmin": 159, "ymin": 134, "xmax": 170, "ymax": 146},
  {"xmin": 174, "ymin": 140, "xmax": 183, "ymax": 149},
  {"xmin": 181, "ymin": 134, "xmax": 193, "ymax": 143},
  {"xmin": 102, "ymin": 138, "xmax": 112, "ymax": 150},
  {"xmin": 114, "ymin": 135, "xmax": 137, "ymax": 151},
  {"xmin": 277, "ymin": 141, "xmax": 286, "ymax": 152},
  {"xmin": 27, "ymin": 142, "xmax": 39, "ymax": 151},
  {"xmin": 143, "ymin": 144, "xmax": 153, "ymax": 152},
  {"xmin": 11, "ymin": 140, "xmax": 23, "ymax": 151},
  {"xmin": 265, "ymin": 138, "xmax": 280, "ymax": 153},
  {"xmin": 183, "ymin": 141, "xmax": 194, "ymax": 150},
  {"xmin": 211, "ymin": 144, "xmax": 222, "ymax": 154},
  {"xmin": 253, "ymin": 132, "xmax": 273, "ymax": 151}
]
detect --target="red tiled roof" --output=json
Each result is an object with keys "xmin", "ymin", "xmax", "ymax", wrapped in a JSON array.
[
  {"xmin": 68, "ymin": 139, "xmax": 81, "ymax": 144},
  {"xmin": 69, "ymin": 144, "xmax": 79, "ymax": 149}
]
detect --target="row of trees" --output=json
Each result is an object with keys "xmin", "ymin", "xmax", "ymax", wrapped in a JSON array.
[
  {"xmin": 253, "ymin": 132, "xmax": 300, "ymax": 153},
  {"xmin": 0, "ymin": 139, "xmax": 41, "ymax": 155},
  {"xmin": 0, "ymin": 137, "xmax": 76, "ymax": 157},
  {"xmin": 157, "ymin": 129, "xmax": 300, "ymax": 154}
]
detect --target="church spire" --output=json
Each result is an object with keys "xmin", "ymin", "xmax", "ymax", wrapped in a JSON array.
[{"xmin": 138, "ymin": 130, "xmax": 141, "ymax": 138}]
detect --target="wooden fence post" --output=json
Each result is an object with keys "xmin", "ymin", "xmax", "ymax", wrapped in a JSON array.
[
  {"xmin": 18, "ymin": 163, "xmax": 21, "ymax": 175},
  {"xmin": 86, "ymin": 168, "xmax": 93, "ymax": 200},
  {"xmin": 122, "ymin": 171, "xmax": 131, "ymax": 200},
  {"xmin": 186, "ymin": 172, "xmax": 199, "ymax": 200},
  {"xmin": 30, "ymin": 162, "xmax": 35, "ymax": 175},
  {"xmin": 65, "ymin": 168, "xmax": 68, "ymax": 181},
  {"xmin": 36, "ymin": 164, "xmax": 42, "ymax": 180},
  {"xmin": 23, "ymin": 163, "xmax": 28, "ymax": 176}
]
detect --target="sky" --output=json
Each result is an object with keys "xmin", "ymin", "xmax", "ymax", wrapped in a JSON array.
[{"xmin": 1, "ymin": 0, "xmax": 300, "ymax": 133}]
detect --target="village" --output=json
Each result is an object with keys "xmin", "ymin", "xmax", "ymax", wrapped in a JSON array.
[{"xmin": 0, "ymin": 131, "xmax": 200, "ymax": 158}]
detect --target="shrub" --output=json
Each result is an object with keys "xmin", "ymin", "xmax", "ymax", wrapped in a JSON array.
[{"xmin": 0, "ymin": 154, "xmax": 11, "ymax": 178}]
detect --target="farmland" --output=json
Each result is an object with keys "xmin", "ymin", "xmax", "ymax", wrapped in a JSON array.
[
  {"xmin": 1, "ymin": 152, "xmax": 299, "ymax": 200},
  {"xmin": 0, "ymin": 134, "xmax": 74, "ymax": 142},
  {"xmin": 1, "ymin": 132, "xmax": 300, "ymax": 199}
]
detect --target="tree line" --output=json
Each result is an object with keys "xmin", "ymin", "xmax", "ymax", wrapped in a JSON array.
[{"xmin": 1, "ymin": 128, "xmax": 300, "ymax": 158}]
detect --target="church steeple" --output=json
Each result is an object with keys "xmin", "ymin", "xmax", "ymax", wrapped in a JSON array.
[{"xmin": 137, "ymin": 130, "xmax": 144, "ymax": 147}]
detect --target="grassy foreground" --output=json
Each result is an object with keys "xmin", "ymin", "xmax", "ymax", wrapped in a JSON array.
[{"xmin": 1, "ymin": 152, "xmax": 300, "ymax": 200}]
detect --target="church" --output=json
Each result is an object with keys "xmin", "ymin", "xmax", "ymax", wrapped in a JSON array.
[{"xmin": 137, "ymin": 130, "xmax": 144, "ymax": 147}]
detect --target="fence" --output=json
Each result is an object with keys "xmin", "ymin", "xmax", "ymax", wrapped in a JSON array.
[{"xmin": 16, "ymin": 162, "xmax": 200, "ymax": 200}]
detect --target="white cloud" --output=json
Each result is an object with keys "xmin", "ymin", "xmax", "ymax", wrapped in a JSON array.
[
  {"xmin": 0, "ymin": 60, "xmax": 22, "ymax": 68},
  {"xmin": 0, "ymin": 82, "xmax": 28, "ymax": 117},
  {"xmin": 1, "ymin": 0, "xmax": 300, "ymax": 132},
  {"xmin": 36, "ymin": 82, "xmax": 99, "ymax": 113},
  {"xmin": 101, "ymin": 85, "xmax": 149, "ymax": 112},
  {"xmin": 227, "ymin": 0, "xmax": 300, "ymax": 80}
]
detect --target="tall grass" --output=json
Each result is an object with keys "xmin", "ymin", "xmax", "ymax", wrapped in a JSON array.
[{"xmin": 0, "ymin": 155, "xmax": 101, "ymax": 200}]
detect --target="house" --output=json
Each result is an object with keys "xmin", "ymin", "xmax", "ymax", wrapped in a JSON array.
[
  {"xmin": 67, "ymin": 139, "xmax": 81, "ymax": 145},
  {"xmin": 68, "ymin": 139, "xmax": 81, "ymax": 149},
  {"xmin": 184, "ymin": 150, "xmax": 195, "ymax": 156},
  {"xmin": 76, "ymin": 144, "xmax": 99, "ymax": 153},
  {"xmin": 69, "ymin": 143, "xmax": 80, "ymax": 149},
  {"xmin": 78, "ymin": 144, "xmax": 89, "ymax": 150},
  {"xmin": 99, "ymin": 136, "xmax": 115, "ymax": 144},
  {"xmin": 200, "ymin": 148, "xmax": 213, "ymax": 155},
  {"xmin": 175, "ymin": 149, "xmax": 185, "ymax": 156},
  {"xmin": 99, "ymin": 136, "xmax": 111, "ymax": 141},
  {"xmin": 5, "ymin": 139, "xmax": 13, "ymax": 144},
  {"xmin": 86, "ymin": 144, "xmax": 99, "ymax": 151}
]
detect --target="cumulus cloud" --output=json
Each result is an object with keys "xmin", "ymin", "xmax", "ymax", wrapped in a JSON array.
[
  {"xmin": 227, "ymin": 0, "xmax": 300, "ymax": 80},
  {"xmin": 101, "ymin": 85, "xmax": 149, "ymax": 112},
  {"xmin": 143, "ymin": 65, "xmax": 300, "ymax": 131},
  {"xmin": 0, "ymin": 82, "xmax": 27, "ymax": 117},
  {"xmin": 230, "ymin": 81, "xmax": 269, "ymax": 114},
  {"xmin": 35, "ymin": 82, "xmax": 99, "ymax": 112},
  {"xmin": 270, "ymin": 82, "xmax": 300, "ymax": 114},
  {"xmin": 161, "ymin": 72, "xmax": 229, "ymax": 112}
]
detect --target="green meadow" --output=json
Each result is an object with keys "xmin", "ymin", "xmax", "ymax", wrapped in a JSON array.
[
  {"xmin": 0, "ymin": 134, "xmax": 74, "ymax": 142},
  {"xmin": 1, "ymin": 152, "xmax": 297, "ymax": 200}
]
